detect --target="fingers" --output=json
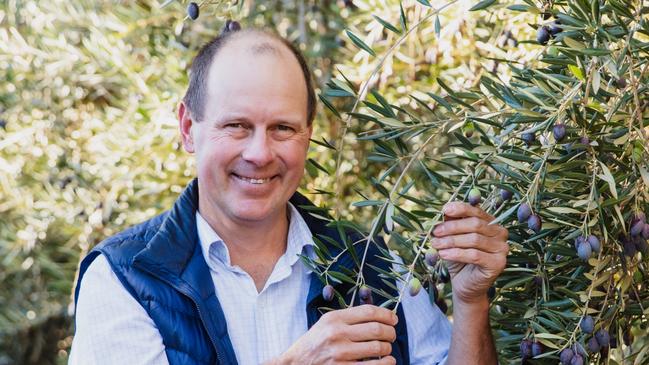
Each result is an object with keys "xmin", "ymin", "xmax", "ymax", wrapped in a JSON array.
[
  {"xmin": 434, "ymin": 216, "xmax": 507, "ymax": 238},
  {"xmin": 443, "ymin": 201, "xmax": 494, "ymax": 221},
  {"xmin": 327, "ymin": 305, "xmax": 398, "ymax": 326},
  {"xmin": 431, "ymin": 233, "xmax": 507, "ymax": 253},
  {"xmin": 348, "ymin": 356, "xmax": 397, "ymax": 365},
  {"xmin": 345, "ymin": 322, "xmax": 397, "ymax": 343},
  {"xmin": 438, "ymin": 248, "xmax": 507, "ymax": 273},
  {"xmin": 337, "ymin": 341, "xmax": 393, "ymax": 361}
]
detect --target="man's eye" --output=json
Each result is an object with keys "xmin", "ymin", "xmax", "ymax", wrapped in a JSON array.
[
  {"xmin": 225, "ymin": 123, "xmax": 244, "ymax": 129},
  {"xmin": 277, "ymin": 125, "xmax": 295, "ymax": 132}
]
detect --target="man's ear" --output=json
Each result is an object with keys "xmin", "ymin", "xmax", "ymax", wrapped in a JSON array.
[{"xmin": 178, "ymin": 102, "xmax": 195, "ymax": 153}]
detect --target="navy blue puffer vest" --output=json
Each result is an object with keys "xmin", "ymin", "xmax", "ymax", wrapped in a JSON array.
[{"xmin": 74, "ymin": 179, "xmax": 409, "ymax": 364}]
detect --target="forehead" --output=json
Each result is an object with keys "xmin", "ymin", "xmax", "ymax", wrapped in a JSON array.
[{"xmin": 204, "ymin": 34, "xmax": 308, "ymax": 120}]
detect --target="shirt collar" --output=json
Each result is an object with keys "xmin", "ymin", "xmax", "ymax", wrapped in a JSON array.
[{"xmin": 195, "ymin": 203, "xmax": 316, "ymax": 272}]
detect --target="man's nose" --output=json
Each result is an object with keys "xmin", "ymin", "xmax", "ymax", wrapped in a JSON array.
[{"xmin": 241, "ymin": 130, "xmax": 274, "ymax": 166}]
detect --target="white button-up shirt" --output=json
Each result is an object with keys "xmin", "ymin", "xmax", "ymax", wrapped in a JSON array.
[{"xmin": 70, "ymin": 203, "xmax": 451, "ymax": 364}]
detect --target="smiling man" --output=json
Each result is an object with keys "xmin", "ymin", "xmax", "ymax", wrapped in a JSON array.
[{"xmin": 70, "ymin": 27, "xmax": 509, "ymax": 365}]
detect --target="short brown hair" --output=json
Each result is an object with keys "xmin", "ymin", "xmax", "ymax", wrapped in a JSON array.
[{"xmin": 182, "ymin": 28, "xmax": 316, "ymax": 125}]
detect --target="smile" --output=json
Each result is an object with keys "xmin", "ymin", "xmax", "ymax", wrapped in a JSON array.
[{"xmin": 232, "ymin": 174, "xmax": 275, "ymax": 184}]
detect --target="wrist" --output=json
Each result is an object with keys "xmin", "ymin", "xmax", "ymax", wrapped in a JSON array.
[{"xmin": 452, "ymin": 293, "xmax": 490, "ymax": 312}]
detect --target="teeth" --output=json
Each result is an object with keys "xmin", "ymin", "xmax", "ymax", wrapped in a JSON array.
[{"xmin": 236, "ymin": 175, "xmax": 272, "ymax": 184}]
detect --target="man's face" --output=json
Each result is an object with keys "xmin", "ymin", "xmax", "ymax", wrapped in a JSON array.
[{"xmin": 180, "ymin": 37, "xmax": 312, "ymax": 226}]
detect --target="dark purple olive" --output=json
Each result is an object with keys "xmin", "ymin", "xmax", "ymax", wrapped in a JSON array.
[
  {"xmin": 553, "ymin": 123, "xmax": 567, "ymax": 141},
  {"xmin": 528, "ymin": 214, "xmax": 542, "ymax": 233},
  {"xmin": 228, "ymin": 20, "xmax": 241, "ymax": 31},
  {"xmin": 559, "ymin": 348, "xmax": 574, "ymax": 364},
  {"xmin": 518, "ymin": 203, "xmax": 532, "ymax": 223},
  {"xmin": 617, "ymin": 78, "xmax": 627, "ymax": 89},
  {"xmin": 577, "ymin": 240, "xmax": 593, "ymax": 261},
  {"xmin": 500, "ymin": 189, "xmax": 513, "ymax": 201},
  {"xmin": 537, "ymin": 26, "xmax": 551, "ymax": 45},
  {"xmin": 468, "ymin": 188, "xmax": 481, "ymax": 206},
  {"xmin": 549, "ymin": 22, "xmax": 563, "ymax": 36},
  {"xmin": 576, "ymin": 136, "xmax": 590, "ymax": 152},
  {"xmin": 588, "ymin": 336, "xmax": 601, "ymax": 353},
  {"xmin": 358, "ymin": 285, "xmax": 373, "ymax": 305},
  {"xmin": 531, "ymin": 341, "xmax": 543, "ymax": 356},
  {"xmin": 187, "ymin": 2, "xmax": 199, "ymax": 20},
  {"xmin": 631, "ymin": 219, "xmax": 645, "ymax": 236},
  {"xmin": 580, "ymin": 315, "xmax": 595, "ymax": 334},
  {"xmin": 322, "ymin": 284, "xmax": 335, "ymax": 301},
  {"xmin": 587, "ymin": 235, "xmax": 601, "ymax": 253},
  {"xmin": 522, "ymin": 132, "xmax": 535, "ymax": 146},
  {"xmin": 574, "ymin": 236, "xmax": 586, "ymax": 248},
  {"xmin": 570, "ymin": 354, "xmax": 584, "ymax": 365},
  {"xmin": 520, "ymin": 339, "xmax": 533, "ymax": 359},
  {"xmin": 643, "ymin": 223, "xmax": 649, "ymax": 239},
  {"xmin": 595, "ymin": 329, "xmax": 610, "ymax": 347}
]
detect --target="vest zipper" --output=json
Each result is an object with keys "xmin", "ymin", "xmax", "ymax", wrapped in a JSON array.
[{"xmin": 184, "ymin": 287, "xmax": 225, "ymax": 365}]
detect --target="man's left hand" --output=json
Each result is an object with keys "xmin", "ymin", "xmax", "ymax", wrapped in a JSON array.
[{"xmin": 431, "ymin": 201, "xmax": 509, "ymax": 305}]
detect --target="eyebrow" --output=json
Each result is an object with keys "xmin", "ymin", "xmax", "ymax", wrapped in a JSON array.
[{"xmin": 215, "ymin": 114, "xmax": 305, "ymax": 127}]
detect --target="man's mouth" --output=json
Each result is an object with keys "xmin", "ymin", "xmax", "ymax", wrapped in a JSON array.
[{"xmin": 232, "ymin": 173, "xmax": 276, "ymax": 184}]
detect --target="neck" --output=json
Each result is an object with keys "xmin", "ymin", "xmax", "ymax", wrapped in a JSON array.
[{"xmin": 197, "ymin": 200, "xmax": 290, "ymax": 264}]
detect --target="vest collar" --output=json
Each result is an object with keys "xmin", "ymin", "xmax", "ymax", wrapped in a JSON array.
[
  {"xmin": 132, "ymin": 179, "xmax": 354, "ymax": 295},
  {"xmin": 132, "ymin": 178, "xmax": 356, "ymax": 316}
]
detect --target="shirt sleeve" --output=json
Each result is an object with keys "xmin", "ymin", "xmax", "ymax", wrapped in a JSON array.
[
  {"xmin": 391, "ymin": 252, "xmax": 452, "ymax": 365},
  {"xmin": 69, "ymin": 254, "xmax": 170, "ymax": 365}
]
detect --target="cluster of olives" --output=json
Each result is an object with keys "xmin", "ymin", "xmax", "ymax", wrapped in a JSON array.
[
  {"xmin": 555, "ymin": 315, "xmax": 614, "ymax": 363},
  {"xmin": 322, "ymin": 284, "xmax": 377, "ymax": 305},
  {"xmin": 518, "ymin": 203, "xmax": 542, "ymax": 233},
  {"xmin": 536, "ymin": 20, "xmax": 563, "ymax": 45},
  {"xmin": 574, "ymin": 235, "xmax": 601, "ymax": 261},
  {"xmin": 186, "ymin": 3, "xmax": 242, "ymax": 33},
  {"xmin": 520, "ymin": 339, "xmax": 544, "ymax": 361},
  {"xmin": 621, "ymin": 212, "xmax": 649, "ymax": 257}
]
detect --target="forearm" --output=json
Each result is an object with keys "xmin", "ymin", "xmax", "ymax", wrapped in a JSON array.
[{"xmin": 446, "ymin": 295, "xmax": 498, "ymax": 365}]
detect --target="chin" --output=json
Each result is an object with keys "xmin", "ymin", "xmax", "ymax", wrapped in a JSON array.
[{"xmin": 230, "ymin": 200, "xmax": 281, "ymax": 222}]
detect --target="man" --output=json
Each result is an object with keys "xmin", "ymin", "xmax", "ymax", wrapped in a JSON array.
[{"xmin": 70, "ymin": 27, "xmax": 509, "ymax": 365}]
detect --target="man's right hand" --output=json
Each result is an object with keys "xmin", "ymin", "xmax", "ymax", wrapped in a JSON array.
[{"xmin": 268, "ymin": 304, "xmax": 398, "ymax": 365}]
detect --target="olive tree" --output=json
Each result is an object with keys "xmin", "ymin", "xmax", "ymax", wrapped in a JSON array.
[{"xmin": 311, "ymin": 0, "xmax": 649, "ymax": 364}]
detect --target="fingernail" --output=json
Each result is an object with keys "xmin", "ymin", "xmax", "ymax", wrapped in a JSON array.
[{"xmin": 434, "ymin": 224, "xmax": 444, "ymax": 235}]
